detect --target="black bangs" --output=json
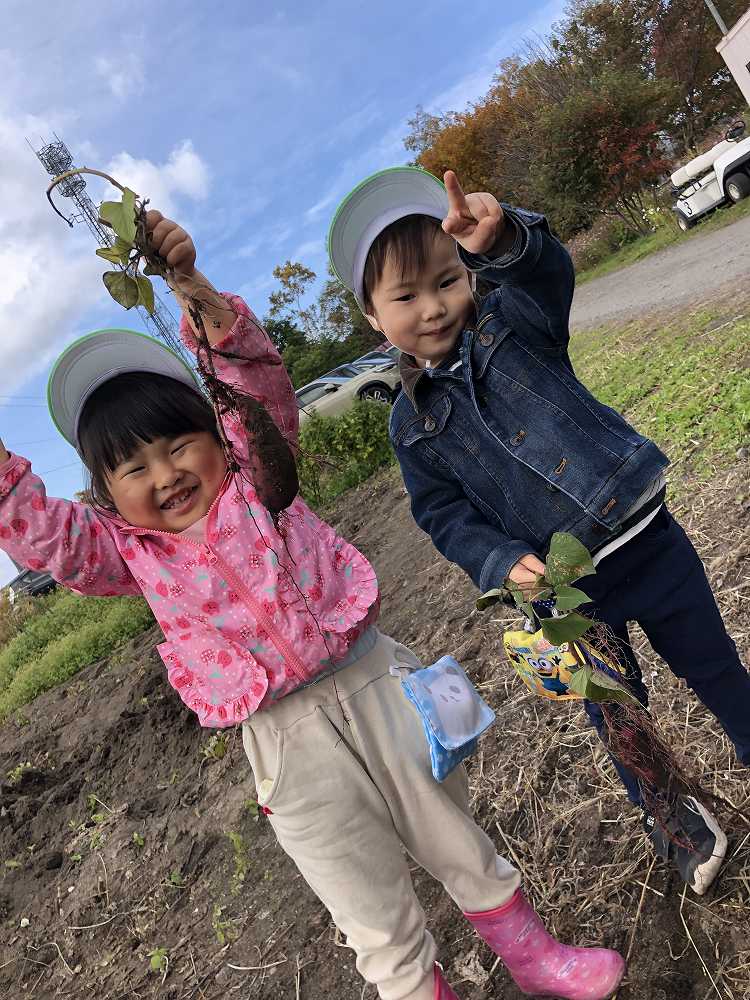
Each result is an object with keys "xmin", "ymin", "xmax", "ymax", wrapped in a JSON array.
[
  {"xmin": 361, "ymin": 214, "xmax": 443, "ymax": 312},
  {"xmin": 77, "ymin": 372, "xmax": 219, "ymax": 508}
]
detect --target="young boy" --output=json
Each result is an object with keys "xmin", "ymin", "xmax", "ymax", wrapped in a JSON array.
[{"xmin": 328, "ymin": 166, "xmax": 750, "ymax": 894}]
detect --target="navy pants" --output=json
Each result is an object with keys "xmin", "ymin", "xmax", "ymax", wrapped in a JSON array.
[{"xmin": 575, "ymin": 507, "xmax": 750, "ymax": 806}]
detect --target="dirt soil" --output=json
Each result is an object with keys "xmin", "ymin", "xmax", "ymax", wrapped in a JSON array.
[
  {"xmin": 570, "ymin": 211, "xmax": 750, "ymax": 331},
  {"xmin": 1, "ymin": 461, "xmax": 749, "ymax": 1000}
]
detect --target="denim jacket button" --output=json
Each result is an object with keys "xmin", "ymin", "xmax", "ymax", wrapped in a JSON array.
[
  {"xmin": 424, "ymin": 416, "xmax": 436, "ymax": 432},
  {"xmin": 479, "ymin": 332, "xmax": 494, "ymax": 348}
]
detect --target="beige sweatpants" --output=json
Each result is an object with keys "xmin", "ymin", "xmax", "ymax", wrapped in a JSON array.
[{"xmin": 242, "ymin": 630, "xmax": 520, "ymax": 1000}]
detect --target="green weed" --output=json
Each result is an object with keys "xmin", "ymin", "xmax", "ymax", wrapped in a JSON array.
[
  {"xmin": 572, "ymin": 308, "xmax": 750, "ymax": 476},
  {"xmin": 6, "ymin": 761, "xmax": 32, "ymax": 785},
  {"xmin": 226, "ymin": 831, "xmax": 249, "ymax": 895},
  {"xmin": 147, "ymin": 947, "xmax": 168, "ymax": 974},
  {"xmin": 298, "ymin": 399, "xmax": 396, "ymax": 507}
]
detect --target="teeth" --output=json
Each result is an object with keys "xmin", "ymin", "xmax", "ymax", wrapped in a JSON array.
[{"xmin": 163, "ymin": 488, "xmax": 192, "ymax": 510}]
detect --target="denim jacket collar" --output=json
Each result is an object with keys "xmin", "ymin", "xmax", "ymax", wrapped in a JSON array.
[{"xmin": 398, "ymin": 349, "xmax": 463, "ymax": 410}]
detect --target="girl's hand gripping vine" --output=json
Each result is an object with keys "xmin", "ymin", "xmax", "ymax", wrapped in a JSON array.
[{"xmin": 144, "ymin": 210, "xmax": 236, "ymax": 346}]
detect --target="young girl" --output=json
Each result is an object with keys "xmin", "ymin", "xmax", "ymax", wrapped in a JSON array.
[{"xmin": 0, "ymin": 211, "xmax": 624, "ymax": 1000}]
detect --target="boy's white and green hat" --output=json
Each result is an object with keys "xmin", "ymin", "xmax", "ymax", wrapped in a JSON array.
[
  {"xmin": 327, "ymin": 166, "xmax": 449, "ymax": 307},
  {"xmin": 48, "ymin": 329, "xmax": 200, "ymax": 450}
]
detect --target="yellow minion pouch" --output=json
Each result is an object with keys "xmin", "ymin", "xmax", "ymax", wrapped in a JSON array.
[{"xmin": 502, "ymin": 629, "xmax": 625, "ymax": 701}]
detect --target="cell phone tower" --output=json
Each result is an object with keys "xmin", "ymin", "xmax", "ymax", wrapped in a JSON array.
[{"xmin": 32, "ymin": 135, "xmax": 191, "ymax": 363}]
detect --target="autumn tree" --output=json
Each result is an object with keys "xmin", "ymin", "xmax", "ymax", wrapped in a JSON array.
[
  {"xmin": 403, "ymin": 0, "xmax": 748, "ymax": 240},
  {"xmin": 534, "ymin": 68, "xmax": 671, "ymax": 235},
  {"xmin": 649, "ymin": 0, "xmax": 748, "ymax": 153}
]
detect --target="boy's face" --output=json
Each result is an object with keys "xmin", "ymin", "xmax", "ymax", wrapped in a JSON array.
[{"xmin": 365, "ymin": 229, "xmax": 474, "ymax": 366}]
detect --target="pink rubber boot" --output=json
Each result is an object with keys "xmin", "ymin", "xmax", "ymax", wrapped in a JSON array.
[
  {"xmin": 464, "ymin": 890, "xmax": 625, "ymax": 1000},
  {"xmin": 434, "ymin": 964, "xmax": 460, "ymax": 999}
]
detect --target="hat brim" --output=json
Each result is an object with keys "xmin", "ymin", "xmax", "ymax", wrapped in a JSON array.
[
  {"xmin": 328, "ymin": 167, "xmax": 448, "ymax": 306},
  {"xmin": 48, "ymin": 328, "xmax": 201, "ymax": 449}
]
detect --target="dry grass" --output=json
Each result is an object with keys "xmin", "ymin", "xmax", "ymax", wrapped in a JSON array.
[{"xmin": 458, "ymin": 461, "xmax": 750, "ymax": 998}]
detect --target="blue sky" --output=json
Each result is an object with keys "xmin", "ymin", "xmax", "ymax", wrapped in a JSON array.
[{"xmin": 0, "ymin": 0, "xmax": 565, "ymax": 585}]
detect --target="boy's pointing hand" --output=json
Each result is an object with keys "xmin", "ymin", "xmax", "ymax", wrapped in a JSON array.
[{"xmin": 442, "ymin": 170, "xmax": 505, "ymax": 255}]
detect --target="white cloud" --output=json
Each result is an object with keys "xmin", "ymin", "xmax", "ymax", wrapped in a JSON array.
[
  {"xmin": 305, "ymin": 191, "xmax": 337, "ymax": 224},
  {"xmin": 291, "ymin": 238, "xmax": 325, "ymax": 263},
  {"xmin": 237, "ymin": 238, "xmax": 262, "ymax": 259},
  {"xmin": 298, "ymin": 0, "xmax": 569, "ymax": 240},
  {"xmin": 0, "ymin": 116, "xmax": 212, "ymax": 396},
  {"xmin": 424, "ymin": 0, "xmax": 568, "ymax": 118},
  {"xmin": 95, "ymin": 53, "xmax": 146, "ymax": 102},
  {"xmin": 105, "ymin": 140, "xmax": 210, "ymax": 216}
]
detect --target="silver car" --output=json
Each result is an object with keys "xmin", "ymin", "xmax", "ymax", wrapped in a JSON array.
[{"xmin": 296, "ymin": 363, "xmax": 401, "ymax": 424}]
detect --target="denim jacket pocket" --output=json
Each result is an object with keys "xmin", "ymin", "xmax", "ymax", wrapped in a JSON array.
[
  {"xmin": 398, "ymin": 394, "xmax": 452, "ymax": 448},
  {"xmin": 471, "ymin": 314, "xmax": 513, "ymax": 379}
]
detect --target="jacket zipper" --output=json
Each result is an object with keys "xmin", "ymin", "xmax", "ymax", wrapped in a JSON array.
[{"xmin": 212, "ymin": 549, "xmax": 309, "ymax": 682}]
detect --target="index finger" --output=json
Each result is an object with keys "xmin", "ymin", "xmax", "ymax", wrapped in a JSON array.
[{"xmin": 443, "ymin": 170, "xmax": 470, "ymax": 217}]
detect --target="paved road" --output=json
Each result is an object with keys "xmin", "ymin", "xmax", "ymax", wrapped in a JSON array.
[{"xmin": 570, "ymin": 212, "xmax": 750, "ymax": 330}]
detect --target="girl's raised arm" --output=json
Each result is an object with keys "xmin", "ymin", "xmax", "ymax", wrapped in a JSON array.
[
  {"xmin": 143, "ymin": 212, "xmax": 298, "ymax": 450},
  {"xmin": 0, "ymin": 442, "xmax": 138, "ymax": 597}
]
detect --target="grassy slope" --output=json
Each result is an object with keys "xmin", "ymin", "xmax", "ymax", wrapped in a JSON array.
[
  {"xmin": 0, "ymin": 589, "xmax": 153, "ymax": 722},
  {"xmin": 570, "ymin": 304, "xmax": 750, "ymax": 475}
]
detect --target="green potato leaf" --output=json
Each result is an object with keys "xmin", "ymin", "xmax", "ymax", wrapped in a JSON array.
[
  {"xmin": 545, "ymin": 531, "xmax": 596, "ymax": 586},
  {"xmin": 99, "ymin": 188, "xmax": 137, "ymax": 244},
  {"xmin": 567, "ymin": 662, "xmax": 639, "ymax": 705},
  {"xmin": 136, "ymin": 274, "xmax": 155, "ymax": 315},
  {"xmin": 103, "ymin": 270, "xmax": 139, "ymax": 309},
  {"xmin": 95, "ymin": 237, "xmax": 133, "ymax": 265},
  {"xmin": 476, "ymin": 588, "xmax": 505, "ymax": 611},
  {"xmin": 540, "ymin": 611, "xmax": 592, "ymax": 646},
  {"xmin": 553, "ymin": 585, "xmax": 590, "ymax": 612}
]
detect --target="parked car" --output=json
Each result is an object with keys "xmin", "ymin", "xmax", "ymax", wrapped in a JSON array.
[
  {"xmin": 350, "ymin": 351, "xmax": 397, "ymax": 370},
  {"xmin": 322, "ymin": 364, "xmax": 367, "ymax": 380},
  {"xmin": 671, "ymin": 120, "xmax": 750, "ymax": 230},
  {"xmin": 7, "ymin": 566, "xmax": 56, "ymax": 602},
  {"xmin": 296, "ymin": 364, "xmax": 401, "ymax": 424}
]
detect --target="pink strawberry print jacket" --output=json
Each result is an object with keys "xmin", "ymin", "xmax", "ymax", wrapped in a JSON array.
[{"xmin": 0, "ymin": 294, "xmax": 379, "ymax": 727}]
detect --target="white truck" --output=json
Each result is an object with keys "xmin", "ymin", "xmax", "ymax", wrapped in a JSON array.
[{"xmin": 671, "ymin": 120, "xmax": 750, "ymax": 230}]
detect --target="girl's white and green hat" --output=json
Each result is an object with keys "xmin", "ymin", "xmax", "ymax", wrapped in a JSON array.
[
  {"xmin": 327, "ymin": 166, "xmax": 449, "ymax": 306},
  {"xmin": 47, "ymin": 329, "xmax": 200, "ymax": 450}
]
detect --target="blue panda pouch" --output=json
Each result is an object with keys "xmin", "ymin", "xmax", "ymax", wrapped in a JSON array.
[{"xmin": 392, "ymin": 655, "xmax": 495, "ymax": 781}]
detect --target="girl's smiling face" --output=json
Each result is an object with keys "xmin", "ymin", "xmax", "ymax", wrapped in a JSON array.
[{"xmin": 106, "ymin": 432, "xmax": 227, "ymax": 531}]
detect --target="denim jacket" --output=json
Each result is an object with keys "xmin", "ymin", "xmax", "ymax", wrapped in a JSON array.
[{"xmin": 389, "ymin": 208, "xmax": 669, "ymax": 592}]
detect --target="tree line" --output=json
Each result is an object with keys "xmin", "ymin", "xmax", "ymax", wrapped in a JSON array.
[{"xmin": 405, "ymin": 0, "xmax": 748, "ymax": 240}]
